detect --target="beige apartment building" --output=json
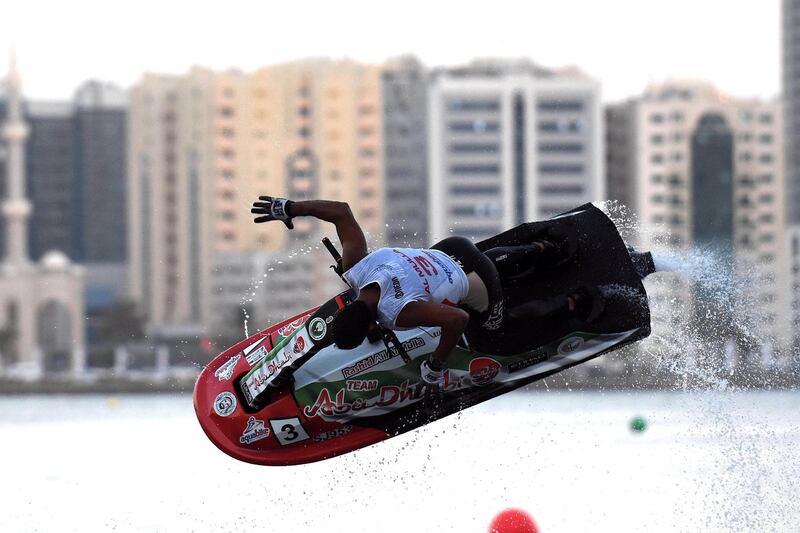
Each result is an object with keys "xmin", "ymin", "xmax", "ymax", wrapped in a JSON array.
[
  {"xmin": 128, "ymin": 60, "xmax": 385, "ymax": 335},
  {"xmin": 607, "ymin": 81, "xmax": 791, "ymax": 359}
]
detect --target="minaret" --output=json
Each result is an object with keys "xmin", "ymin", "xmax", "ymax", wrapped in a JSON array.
[{"xmin": 1, "ymin": 51, "xmax": 32, "ymax": 267}]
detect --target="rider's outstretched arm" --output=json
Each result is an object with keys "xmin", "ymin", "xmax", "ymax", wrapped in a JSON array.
[
  {"xmin": 291, "ymin": 200, "xmax": 367, "ymax": 271},
  {"xmin": 252, "ymin": 196, "xmax": 367, "ymax": 271}
]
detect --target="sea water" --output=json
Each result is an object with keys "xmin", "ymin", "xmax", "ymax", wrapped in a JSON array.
[{"xmin": 1, "ymin": 391, "xmax": 798, "ymax": 532}]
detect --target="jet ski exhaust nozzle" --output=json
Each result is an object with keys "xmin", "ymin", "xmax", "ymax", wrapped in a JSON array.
[{"xmin": 630, "ymin": 251, "xmax": 656, "ymax": 280}]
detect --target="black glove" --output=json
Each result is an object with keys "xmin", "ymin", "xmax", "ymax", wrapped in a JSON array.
[{"xmin": 251, "ymin": 196, "xmax": 295, "ymax": 229}]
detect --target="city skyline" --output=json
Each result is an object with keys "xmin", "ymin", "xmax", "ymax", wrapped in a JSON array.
[{"xmin": 1, "ymin": 0, "xmax": 781, "ymax": 103}]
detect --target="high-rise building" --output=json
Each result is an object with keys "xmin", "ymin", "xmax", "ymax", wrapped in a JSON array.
[
  {"xmin": 2, "ymin": 82, "xmax": 128, "ymax": 265},
  {"xmin": 382, "ymin": 56, "xmax": 429, "ymax": 246},
  {"xmin": 128, "ymin": 60, "xmax": 385, "ymax": 335},
  {"xmin": 25, "ymin": 101, "xmax": 77, "ymax": 259},
  {"xmin": 782, "ymin": 0, "xmax": 800, "ymax": 354},
  {"xmin": 607, "ymin": 81, "xmax": 791, "ymax": 357},
  {"xmin": 74, "ymin": 81, "xmax": 127, "ymax": 264},
  {"xmin": 128, "ymin": 67, "xmax": 215, "ymax": 337},
  {"xmin": 784, "ymin": 0, "xmax": 800, "ymax": 225},
  {"xmin": 427, "ymin": 59, "xmax": 603, "ymax": 242}
]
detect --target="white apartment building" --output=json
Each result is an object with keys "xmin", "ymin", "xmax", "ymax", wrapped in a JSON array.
[{"xmin": 428, "ymin": 59, "xmax": 603, "ymax": 242}]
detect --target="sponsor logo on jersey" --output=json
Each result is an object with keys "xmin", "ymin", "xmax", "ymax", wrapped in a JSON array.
[
  {"xmin": 239, "ymin": 416, "xmax": 270, "ymax": 444},
  {"xmin": 308, "ymin": 317, "xmax": 327, "ymax": 341},
  {"xmin": 214, "ymin": 355, "xmax": 241, "ymax": 381},
  {"xmin": 346, "ymin": 379, "xmax": 378, "ymax": 391},
  {"xmin": 341, "ymin": 337, "xmax": 425, "ymax": 378},
  {"xmin": 423, "ymin": 251, "xmax": 454, "ymax": 284},
  {"xmin": 391, "ymin": 276, "xmax": 404, "ymax": 299},
  {"xmin": 213, "ymin": 391, "xmax": 237, "ymax": 417},
  {"xmin": 558, "ymin": 336, "xmax": 584, "ymax": 355},
  {"xmin": 508, "ymin": 351, "xmax": 548, "ymax": 372},
  {"xmin": 469, "ymin": 357, "xmax": 501, "ymax": 386}
]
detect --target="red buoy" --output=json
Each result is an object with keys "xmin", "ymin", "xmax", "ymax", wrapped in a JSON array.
[{"xmin": 488, "ymin": 508, "xmax": 538, "ymax": 533}]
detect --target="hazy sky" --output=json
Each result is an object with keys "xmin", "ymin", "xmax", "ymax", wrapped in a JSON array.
[{"xmin": 0, "ymin": 0, "xmax": 781, "ymax": 102}]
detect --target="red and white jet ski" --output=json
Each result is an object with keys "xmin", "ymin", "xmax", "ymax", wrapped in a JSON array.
[{"xmin": 194, "ymin": 204, "xmax": 654, "ymax": 465}]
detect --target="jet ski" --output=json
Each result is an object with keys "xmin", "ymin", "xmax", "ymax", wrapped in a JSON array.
[{"xmin": 193, "ymin": 204, "xmax": 655, "ymax": 466}]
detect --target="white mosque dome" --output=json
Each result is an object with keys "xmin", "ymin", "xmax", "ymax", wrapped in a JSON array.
[{"xmin": 40, "ymin": 250, "xmax": 71, "ymax": 270}]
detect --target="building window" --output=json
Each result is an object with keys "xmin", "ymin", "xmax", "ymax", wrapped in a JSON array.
[
  {"xmin": 668, "ymin": 174, "xmax": 683, "ymax": 185},
  {"xmin": 538, "ymin": 119, "xmax": 583, "ymax": 133},
  {"xmin": 759, "ymin": 133, "xmax": 773, "ymax": 144},
  {"xmin": 538, "ymin": 142, "xmax": 583, "ymax": 153},
  {"xmin": 537, "ymin": 100, "xmax": 583, "ymax": 112},
  {"xmin": 758, "ymin": 153, "xmax": 774, "ymax": 164},
  {"xmin": 651, "ymin": 174, "xmax": 664, "ymax": 183},
  {"xmin": 447, "ymin": 98, "xmax": 500, "ymax": 112},
  {"xmin": 758, "ymin": 193, "xmax": 774, "ymax": 203},
  {"xmin": 450, "ymin": 164, "xmax": 500, "ymax": 175},
  {"xmin": 651, "ymin": 154, "xmax": 664, "ymax": 164},
  {"xmin": 538, "ymin": 163, "xmax": 584, "ymax": 174},
  {"xmin": 451, "ymin": 185, "xmax": 500, "ymax": 195},
  {"xmin": 649, "ymin": 113, "xmax": 664, "ymax": 124},
  {"xmin": 449, "ymin": 142, "xmax": 500, "ymax": 153},
  {"xmin": 540, "ymin": 184, "xmax": 584, "ymax": 195},
  {"xmin": 448, "ymin": 120, "xmax": 499, "ymax": 133},
  {"xmin": 651, "ymin": 134, "xmax": 664, "ymax": 144}
]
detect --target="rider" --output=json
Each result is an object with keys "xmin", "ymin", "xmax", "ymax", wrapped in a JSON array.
[{"xmin": 251, "ymin": 196, "xmax": 602, "ymax": 386}]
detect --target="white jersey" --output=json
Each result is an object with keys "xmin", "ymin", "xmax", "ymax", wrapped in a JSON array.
[{"xmin": 343, "ymin": 247, "xmax": 469, "ymax": 330}]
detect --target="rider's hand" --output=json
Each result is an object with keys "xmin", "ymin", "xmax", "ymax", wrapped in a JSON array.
[{"xmin": 251, "ymin": 196, "xmax": 295, "ymax": 229}]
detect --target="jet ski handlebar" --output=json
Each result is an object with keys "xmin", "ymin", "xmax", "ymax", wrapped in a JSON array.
[{"xmin": 322, "ymin": 237, "xmax": 345, "ymax": 279}]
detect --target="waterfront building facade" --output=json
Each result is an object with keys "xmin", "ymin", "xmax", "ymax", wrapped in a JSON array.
[
  {"xmin": 428, "ymin": 59, "xmax": 603, "ymax": 241},
  {"xmin": 607, "ymin": 81, "xmax": 791, "ymax": 357}
]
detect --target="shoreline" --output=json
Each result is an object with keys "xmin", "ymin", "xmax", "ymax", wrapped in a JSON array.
[{"xmin": 1, "ymin": 368, "xmax": 797, "ymax": 395}]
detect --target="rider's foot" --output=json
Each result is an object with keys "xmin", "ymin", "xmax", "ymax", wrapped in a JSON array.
[
  {"xmin": 568, "ymin": 285, "xmax": 605, "ymax": 323},
  {"xmin": 420, "ymin": 358, "xmax": 446, "ymax": 387}
]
